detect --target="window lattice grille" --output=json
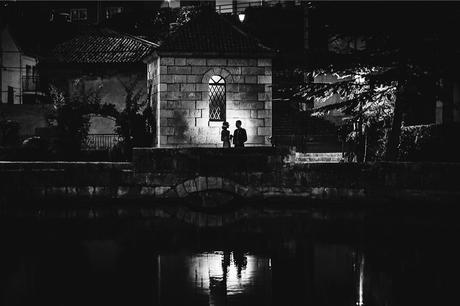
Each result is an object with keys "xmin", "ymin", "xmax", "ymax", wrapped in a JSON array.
[{"xmin": 209, "ymin": 76, "xmax": 226, "ymax": 121}]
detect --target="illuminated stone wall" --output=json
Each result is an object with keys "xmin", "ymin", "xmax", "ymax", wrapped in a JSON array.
[{"xmin": 147, "ymin": 56, "xmax": 272, "ymax": 147}]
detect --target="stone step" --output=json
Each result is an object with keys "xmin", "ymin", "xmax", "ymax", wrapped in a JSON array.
[
  {"xmin": 296, "ymin": 152, "xmax": 343, "ymax": 157},
  {"xmin": 296, "ymin": 156, "xmax": 342, "ymax": 159},
  {"xmin": 294, "ymin": 152, "xmax": 343, "ymax": 163},
  {"xmin": 296, "ymin": 157, "xmax": 343, "ymax": 161}
]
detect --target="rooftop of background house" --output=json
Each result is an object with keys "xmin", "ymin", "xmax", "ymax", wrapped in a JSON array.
[
  {"xmin": 48, "ymin": 27, "xmax": 158, "ymax": 64},
  {"xmin": 158, "ymin": 9, "xmax": 275, "ymax": 57}
]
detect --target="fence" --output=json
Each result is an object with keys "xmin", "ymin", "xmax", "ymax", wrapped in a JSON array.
[{"xmin": 83, "ymin": 134, "xmax": 121, "ymax": 151}]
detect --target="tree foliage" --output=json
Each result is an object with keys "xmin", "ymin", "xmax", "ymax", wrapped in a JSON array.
[
  {"xmin": 114, "ymin": 76, "xmax": 155, "ymax": 158},
  {"xmin": 0, "ymin": 118, "xmax": 20, "ymax": 146},
  {"xmin": 276, "ymin": 3, "xmax": 460, "ymax": 161},
  {"xmin": 102, "ymin": 4, "xmax": 202, "ymax": 44},
  {"xmin": 48, "ymin": 82, "xmax": 118, "ymax": 157},
  {"xmin": 276, "ymin": 65, "xmax": 398, "ymax": 161},
  {"xmin": 297, "ymin": 67, "xmax": 396, "ymax": 125},
  {"xmin": 48, "ymin": 75, "xmax": 154, "ymax": 160}
]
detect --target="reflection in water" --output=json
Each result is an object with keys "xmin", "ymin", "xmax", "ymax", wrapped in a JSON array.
[
  {"xmin": 186, "ymin": 252, "xmax": 267, "ymax": 298},
  {"xmin": 159, "ymin": 251, "xmax": 272, "ymax": 306},
  {"xmin": 1, "ymin": 218, "xmax": 460, "ymax": 306},
  {"xmin": 356, "ymin": 253, "xmax": 365, "ymax": 306}
]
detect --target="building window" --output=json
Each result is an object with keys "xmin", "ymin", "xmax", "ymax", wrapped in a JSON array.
[
  {"xmin": 70, "ymin": 8, "xmax": 88, "ymax": 21},
  {"xmin": 7, "ymin": 86, "xmax": 14, "ymax": 104},
  {"xmin": 106, "ymin": 7, "xmax": 123, "ymax": 19},
  {"xmin": 209, "ymin": 75, "xmax": 226, "ymax": 121},
  {"xmin": 23, "ymin": 65, "xmax": 38, "ymax": 92},
  {"xmin": 26, "ymin": 65, "xmax": 31, "ymax": 77}
]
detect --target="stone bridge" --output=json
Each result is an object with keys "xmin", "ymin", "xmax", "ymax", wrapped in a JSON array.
[{"xmin": 1, "ymin": 147, "xmax": 460, "ymax": 226}]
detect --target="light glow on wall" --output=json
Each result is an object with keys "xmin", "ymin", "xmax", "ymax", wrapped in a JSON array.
[{"xmin": 226, "ymin": 109, "xmax": 255, "ymax": 128}]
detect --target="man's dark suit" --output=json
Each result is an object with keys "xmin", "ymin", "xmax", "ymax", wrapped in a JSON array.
[{"xmin": 233, "ymin": 128, "xmax": 247, "ymax": 147}]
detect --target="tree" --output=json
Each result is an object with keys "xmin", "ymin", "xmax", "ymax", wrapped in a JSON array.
[
  {"xmin": 48, "ymin": 81, "xmax": 118, "ymax": 158},
  {"xmin": 0, "ymin": 118, "xmax": 20, "ymax": 146},
  {"xmin": 279, "ymin": 66, "xmax": 396, "ymax": 162},
  {"xmin": 48, "ymin": 75, "xmax": 154, "ymax": 160},
  {"xmin": 101, "ymin": 4, "xmax": 201, "ymax": 44},
  {"xmin": 276, "ymin": 3, "xmax": 460, "ymax": 161},
  {"xmin": 115, "ymin": 76, "xmax": 155, "ymax": 158}
]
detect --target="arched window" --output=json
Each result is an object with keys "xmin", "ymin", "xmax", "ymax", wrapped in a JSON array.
[{"xmin": 209, "ymin": 75, "xmax": 226, "ymax": 121}]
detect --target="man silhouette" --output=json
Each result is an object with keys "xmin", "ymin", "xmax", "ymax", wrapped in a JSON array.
[{"xmin": 233, "ymin": 120, "xmax": 247, "ymax": 147}]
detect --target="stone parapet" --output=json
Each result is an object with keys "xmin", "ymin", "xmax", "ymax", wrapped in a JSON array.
[
  {"xmin": 1, "ymin": 156, "xmax": 460, "ymax": 224},
  {"xmin": 132, "ymin": 146, "xmax": 284, "ymax": 174}
]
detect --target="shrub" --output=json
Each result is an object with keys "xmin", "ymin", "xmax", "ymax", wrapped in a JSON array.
[
  {"xmin": 48, "ymin": 84, "xmax": 92, "ymax": 158},
  {"xmin": 47, "ymin": 82, "xmax": 118, "ymax": 160},
  {"xmin": 115, "ymin": 79, "xmax": 155, "ymax": 160},
  {"xmin": 0, "ymin": 119, "xmax": 20, "ymax": 146},
  {"xmin": 398, "ymin": 123, "xmax": 460, "ymax": 161}
]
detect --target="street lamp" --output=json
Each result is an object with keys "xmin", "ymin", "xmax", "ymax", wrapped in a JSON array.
[{"xmin": 238, "ymin": 13, "xmax": 245, "ymax": 22}]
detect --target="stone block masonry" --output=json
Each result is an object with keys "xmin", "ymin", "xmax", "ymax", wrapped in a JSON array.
[
  {"xmin": 2, "ymin": 156, "xmax": 460, "ymax": 226},
  {"xmin": 147, "ymin": 56, "xmax": 272, "ymax": 147}
]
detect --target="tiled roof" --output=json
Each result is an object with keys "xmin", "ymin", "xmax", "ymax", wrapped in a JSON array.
[
  {"xmin": 159, "ymin": 10, "xmax": 274, "ymax": 57},
  {"xmin": 51, "ymin": 28, "xmax": 158, "ymax": 64}
]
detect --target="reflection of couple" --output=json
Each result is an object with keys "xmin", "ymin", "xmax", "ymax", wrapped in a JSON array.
[{"xmin": 221, "ymin": 120, "xmax": 247, "ymax": 148}]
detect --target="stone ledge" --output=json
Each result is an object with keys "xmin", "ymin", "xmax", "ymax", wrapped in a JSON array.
[
  {"xmin": 132, "ymin": 146, "xmax": 284, "ymax": 173},
  {"xmin": 1, "ymin": 159, "xmax": 460, "ymax": 207},
  {"xmin": 0, "ymin": 161, "xmax": 132, "ymax": 171},
  {"xmin": 11, "ymin": 183, "xmax": 460, "ymax": 205}
]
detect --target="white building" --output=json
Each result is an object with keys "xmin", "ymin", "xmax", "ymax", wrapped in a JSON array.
[{"xmin": 1, "ymin": 25, "xmax": 43, "ymax": 105}]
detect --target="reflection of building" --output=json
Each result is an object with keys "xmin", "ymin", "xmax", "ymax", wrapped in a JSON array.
[
  {"xmin": 190, "ymin": 252, "xmax": 270, "ymax": 302},
  {"xmin": 189, "ymin": 252, "xmax": 252, "ymax": 297},
  {"xmin": 157, "ymin": 251, "xmax": 271, "ymax": 305},
  {"xmin": 147, "ymin": 10, "xmax": 274, "ymax": 147}
]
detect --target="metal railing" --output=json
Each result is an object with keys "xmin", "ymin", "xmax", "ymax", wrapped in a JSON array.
[{"xmin": 83, "ymin": 134, "xmax": 121, "ymax": 151}]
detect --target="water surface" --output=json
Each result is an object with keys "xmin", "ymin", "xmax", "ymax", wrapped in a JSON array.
[{"xmin": 1, "ymin": 212, "xmax": 459, "ymax": 306}]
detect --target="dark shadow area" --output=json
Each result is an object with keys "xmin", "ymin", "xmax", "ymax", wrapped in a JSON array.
[{"xmin": 1, "ymin": 207, "xmax": 460, "ymax": 306}]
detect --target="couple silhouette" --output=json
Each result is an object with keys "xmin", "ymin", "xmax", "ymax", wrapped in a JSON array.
[{"xmin": 221, "ymin": 120, "xmax": 247, "ymax": 148}]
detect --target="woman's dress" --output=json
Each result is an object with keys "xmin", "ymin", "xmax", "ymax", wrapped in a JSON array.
[{"xmin": 221, "ymin": 129, "xmax": 231, "ymax": 148}]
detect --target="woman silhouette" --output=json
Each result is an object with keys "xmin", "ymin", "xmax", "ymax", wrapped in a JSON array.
[{"xmin": 221, "ymin": 122, "xmax": 232, "ymax": 148}]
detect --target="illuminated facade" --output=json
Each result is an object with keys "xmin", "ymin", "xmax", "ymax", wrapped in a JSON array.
[{"xmin": 147, "ymin": 10, "xmax": 274, "ymax": 147}]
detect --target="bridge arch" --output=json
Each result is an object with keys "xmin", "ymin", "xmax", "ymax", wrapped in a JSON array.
[
  {"xmin": 171, "ymin": 176, "xmax": 259, "ymax": 199},
  {"xmin": 201, "ymin": 67, "xmax": 234, "ymax": 84}
]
